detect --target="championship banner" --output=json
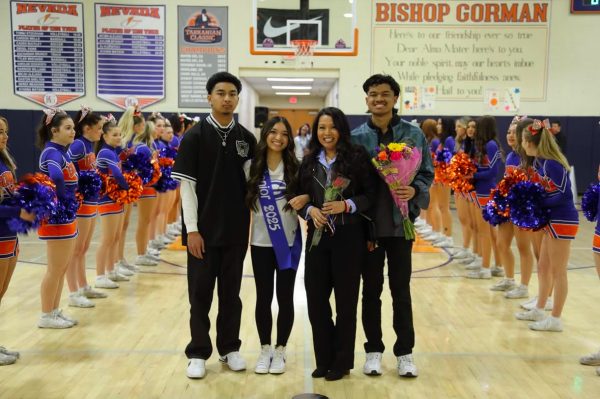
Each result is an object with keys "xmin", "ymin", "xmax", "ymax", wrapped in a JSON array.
[
  {"xmin": 11, "ymin": 1, "xmax": 85, "ymax": 107},
  {"xmin": 178, "ymin": 6, "xmax": 228, "ymax": 108},
  {"xmin": 372, "ymin": 1, "xmax": 551, "ymax": 103},
  {"xmin": 95, "ymin": 3, "xmax": 165, "ymax": 109}
]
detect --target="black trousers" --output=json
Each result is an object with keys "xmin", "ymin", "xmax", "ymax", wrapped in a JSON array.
[
  {"xmin": 361, "ymin": 236, "xmax": 415, "ymax": 356},
  {"xmin": 185, "ymin": 245, "xmax": 247, "ymax": 360},
  {"xmin": 250, "ymin": 245, "xmax": 297, "ymax": 347},
  {"xmin": 304, "ymin": 224, "xmax": 364, "ymax": 371}
]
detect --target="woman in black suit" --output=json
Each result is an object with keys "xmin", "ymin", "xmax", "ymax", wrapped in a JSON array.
[{"xmin": 299, "ymin": 107, "xmax": 377, "ymax": 381}]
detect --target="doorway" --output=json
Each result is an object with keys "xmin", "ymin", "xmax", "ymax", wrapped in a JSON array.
[{"xmin": 268, "ymin": 108, "xmax": 318, "ymax": 136}]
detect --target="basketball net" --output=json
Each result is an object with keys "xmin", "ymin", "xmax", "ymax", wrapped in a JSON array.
[{"xmin": 291, "ymin": 40, "xmax": 316, "ymax": 69}]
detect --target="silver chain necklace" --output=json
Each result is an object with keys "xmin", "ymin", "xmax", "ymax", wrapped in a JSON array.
[{"xmin": 208, "ymin": 115, "xmax": 234, "ymax": 147}]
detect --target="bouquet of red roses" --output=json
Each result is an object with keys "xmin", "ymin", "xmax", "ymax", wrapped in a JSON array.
[{"xmin": 371, "ymin": 142, "xmax": 422, "ymax": 239}]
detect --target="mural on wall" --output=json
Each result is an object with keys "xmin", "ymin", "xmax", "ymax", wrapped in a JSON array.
[
  {"xmin": 10, "ymin": 1, "xmax": 85, "ymax": 107},
  {"xmin": 178, "ymin": 6, "xmax": 228, "ymax": 108},
  {"xmin": 372, "ymin": 1, "xmax": 551, "ymax": 111},
  {"xmin": 95, "ymin": 3, "xmax": 165, "ymax": 109}
]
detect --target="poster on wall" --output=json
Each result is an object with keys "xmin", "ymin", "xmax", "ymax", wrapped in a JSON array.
[
  {"xmin": 95, "ymin": 3, "xmax": 165, "ymax": 109},
  {"xmin": 372, "ymin": 1, "xmax": 551, "ymax": 105},
  {"xmin": 11, "ymin": 1, "xmax": 85, "ymax": 107},
  {"xmin": 178, "ymin": 6, "xmax": 228, "ymax": 108}
]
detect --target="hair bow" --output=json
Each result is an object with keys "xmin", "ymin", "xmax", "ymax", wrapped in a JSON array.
[
  {"xmin": 78, "ymin": 105, "xmax": 92, "ymax": 122},
  {"xmin": 104, "ymin": 113, "xmax": 116, "ymax": 123},
  {"xmin": 43, "ymin": 108, "xmax": 65, "ymax": 126},
  {"xmin": 133, "ymin": 106, "xmax": 142, "ymax": 117},
  {"xmin": 528, "ymin": 118, "xmax": 550, "ymax": 135},
  {"xmin": 511, "ymin": 115, "xmax": 528, "ymax": 125}
]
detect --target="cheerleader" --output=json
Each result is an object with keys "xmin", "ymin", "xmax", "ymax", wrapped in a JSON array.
[
  {"xmin": 430, "ymin": 118, "xmax": 456, "ymax": 249},
  {"xmin": 165, "ymin": 122, "xmax": 182, "ymax": 236},
  {"xmin": 64, "ymin": 106, "xmax": 106, "ymax": 308},
  {"xmin": 121, "ymin": 111, "xmax": 160, "ymax": 266},
  {"xmin": 466, "ymin": 116, "xmax": 504, "ymax": 279},
  {"xmin": 158, "ymin": 121, "xmax": 180, "ymax": 239},
  {"xmin": 94, "ymin": 119, "xmax": 129, "ymax": 289},
  {"xmin": 579, "ymin": 164, "xmax": 600, "ymax": 373},
  {"xmin": 417, "ymin": 119, "xmax": 441, "ymax": 239},
  {"xmin": 515, "ymin": 119, "xmax": 578, "ymax": 331},
  {"xmin": 452, "ymin": 117, "xmax": 476, "ymax": 261},
  {"xmin": 37, "ymin": 109, "xmax": 79, "ymax": 328},
  {"xmin": 0, "ymin": 116, "xmax": 35, "ymax": 364},
  {"xmin": 245, "ymin": 117, "xmax": 307, "ymax": 375},
  {"xmin": 490, "ymin": 118, "xmax": 535, "ymax": 296},
  {"xmin": 461, "ymin": 120, "xmax": 482, "ymax": 268}
]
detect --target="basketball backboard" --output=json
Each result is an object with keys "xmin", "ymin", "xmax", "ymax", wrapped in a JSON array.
[{"xmin": 250, "ymin": 0, "xmax": 358, "ymax": 56}]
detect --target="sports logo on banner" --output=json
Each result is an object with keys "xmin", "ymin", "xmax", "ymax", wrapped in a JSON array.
[
  {"xmin": 10, "ymin": 1, "xmax": 85, "ymax": 107},
  {"xmin": 95, "ymin": 3, "xmax": 165, "ymax": 109}
]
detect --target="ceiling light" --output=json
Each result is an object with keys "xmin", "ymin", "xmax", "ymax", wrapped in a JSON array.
[
  {"xmin": 343, "ymin": 13, "xmax": 353, "ymax": 18},
  {"xmin": 267, "ymin": 78, "xmax": 314, "ymax": 82},
  {"xmin": 275, "ymin": 92, "xmax": 311, "ymax": 96},
  {"xmin": 271, "ymin": 85, "xmax": 312, "ymax": 90}
]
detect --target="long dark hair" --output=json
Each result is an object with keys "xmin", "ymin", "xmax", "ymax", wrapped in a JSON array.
[
  {"xmin": 95, "ymin": 121, "xmax": 118, "ymax": 154},
  {"xmin": 74, "ymin": 108, "xmax": 102, "ymax": 139},
  {"xmin": 474, "ymin": 115, "xmax": 504, "ymax": 163},
  {"xmin": 246, "ymin": 117, "xmax": 299, "ymax": 212},
  {"xmin": 300, "ymin": 107, "xmax": 369, "ymax": 189},
  {"xmin": 439, "ymin": 117, "xmax": 456, "ymax": 142},
  {"xmin": 37, "ymin": 111, "xmax": 72, "ymax": 149}
]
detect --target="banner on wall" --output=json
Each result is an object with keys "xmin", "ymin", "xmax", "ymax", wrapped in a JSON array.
[
  {"xmin": 11, "ymin": 1, "xmax": 85, "ymax": 107},
  {"xmin": 372, "ymin": 1, "xmax": 551, "ymax": 107},
  {"xmin": 178, "ymin": 6, "xmax": 228, "ymax": 108},
  {"xmin": 95, "ymin": 3, "xmax": 165, "ymax": 109}
]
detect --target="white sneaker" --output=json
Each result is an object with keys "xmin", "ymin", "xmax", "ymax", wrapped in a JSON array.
[
  {"xmin": 135, "ymin": 254, "xmax": 158, "ymax": 266},
  {"xmin": 466, "ymin": 268, "xmax": 492, "ymax": 279},
  {"xmin": 422, "ymin": 232, "xmax": 443, "ymax": 241},
  {"xmin": 117, "ymin": 264, "xmax": 134, "ymax": 277},
  {"xmin": 491, "ymin": 265, "xmax": 505, "ymax": 277},
  {"xmin": 159, "ymin": 234, "xmax": 174, "ymax": 245},
  {"xmin": 433, "ymin": 237, "xmax": 454, "ymax": 248},
  {"xmin": 459, "ymin": 255, "xmax": 477, "ymax": 265},
  {"xmin": 148, "ymin": 239, "xmax": 166, "ymax": 250},
  {"xmin": 269, "ymin": 346, "xmax": 286, "ymax": 374},
  {"xmin": 68, "ymin": 291, "xmax": 95, "ymax": 308},
  {"xmin": 144, "ymin": 251, "xmax": 161, "ymax": 261},
  {"xmin": 255, "ymin": 345, "xmax": 272, "ymax": 374},
  {"xmin": 580, "ymin": 350, "xmax": 600, "ymax": 366},
  {"xmin": 505, "ymin": 284, "xmax": 529, "ymax": 299},
  {"xmin": 119, "ymin": 261, "xmax": 139, "ymax": 273},
  {"xmin": 515, "ymin": 307, "xmax": 545, "ymax": 321},
  {"xmin": 219, "ymin": 351, "xmax": 246, "ymax": 371},
  {"xmin": 81, "ymin": 285, "xmax": 108, "ymax": 299},
  {"xmin": 186, "ymin": 358, "xmax": 206, "ymax": 379},
  {"xmin": 95, "ymin": 275, "xmax": 119, "ymax": 289},
  {"xmin": 167, "ymin": 226, "xmax": 181, "ymax": 236},
  {"xmin": 521, "ymin": 297, "xmax": 553, "ymax": 311},
  {"xmin": 414, "ymin": 218, "xmax": 425, "ymax": 227},
  {"xmin": 108, "ymin": 270, "xmax": 129, "ymax": 282},
  {"xmin": 397, "ymin": 354, "xmax": 418, "ymax": 378},
  {"xmin": 38, "ymin": 312, "xmax": 74, "ymax": 329},
  {"xmin": 529, "ymin": 316, "xmax": 563, "ymax": 332},
  {"xmin": 363, "ymin": 352, "xmax": 382, "ymax": 376},
  {"xmin": 0, "ymin": 346, "xmax": 19, "ymax": 358},
  {"xmin": 0, "ymin": 352, "xmax": 17, "ymax": 365},
  {"xmin": 596, "ymin": 367, "xmax": 600, "ymax": 376},
  {"xmin": 452, "ymin": 248, "xmax": 472, "ymax": 259},
  {"xmin": 164, "ymin": 232, "xmax": 177, "ymax": 241},
  {"xmin": 55, "ymin": 309, "xmax": 78, "ymax": 325},
  {"xmin": 465, "ymin": 259, "xmax": 483, "ymax": 270},
  {"xmin": 490, "ymin": 278, "xmax": 516, "ymax": 292}
]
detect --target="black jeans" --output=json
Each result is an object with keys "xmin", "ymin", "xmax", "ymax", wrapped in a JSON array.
[
  {"xmin": 185, "ymin": 245, "xmax": 246, "ymax": 359},
  {"xmin": 250, "ymin": 245, "xmax": 297, "ymax": 347},
  {"xmin": 304, "ymin": 223, "xmax": 365, "ymax": 371},
  {"xmin": 361, "ymin": 236, "xmax": 415, "ymax": 356}
]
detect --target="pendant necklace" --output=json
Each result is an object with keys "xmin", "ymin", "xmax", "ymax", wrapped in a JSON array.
[{"xmin": 208, "ymin": 114, "xmax": 235, "ymax": 147}]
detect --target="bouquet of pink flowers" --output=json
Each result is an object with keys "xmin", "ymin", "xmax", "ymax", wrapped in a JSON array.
[
  {"xmin": 372, "ymin": 142, "xmax": 422, "ymax": 239},
  {"xmin": 311, "ymin": 175, "xmax": 350, "ymax": 249}
]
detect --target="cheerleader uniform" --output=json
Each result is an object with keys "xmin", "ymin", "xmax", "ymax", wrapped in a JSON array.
[
  {"xmin": 0, "ymin": 161, "xmax": 19, "ymax": 258},
  {"xmin": 533, "ymin": 158, "xmax": 579, "ymax": 240},
  {"xmin": 433, "ymin": 136, "xmax": 455, "ymax": 185},
  {"xmin": 159, "ymin": 138, "xmax": 179, "ymax": 191},
  {"xmin": 505, "ymin": 151, "xmax": 520, "ymax": 174},
  {"xmin": 68, "ymin": 136, "xmax": 98, "ymax": 218},
  {"xmin": 38, "ymin": 142, "xmax": 78, "ymax": 240},
  {"xmin": 129, "ymin": 142, "xmax": 157, "ymax": 199},
  {"xmin": 593, "ymin": 195, "xmax": 600, "ymax": 253},
  {"xmin": 170, "ymin": 135, "xmax": 180, "ymax": 150},
  {"xmin": 97, "ymin": 144, "xmax": 128, "ymax": 216},
  {"xmin": 473, "ymin": 140, "xmax": 503, "ymax": 208}
]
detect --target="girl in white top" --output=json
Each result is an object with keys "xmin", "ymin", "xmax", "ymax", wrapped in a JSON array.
[
  {"xmin": 294, "ymin": 123, "xmax": 311, "ymax": 160},
  {"xmin": 244, "ymin": 116, "xmax": 308, "ymax": 375}
]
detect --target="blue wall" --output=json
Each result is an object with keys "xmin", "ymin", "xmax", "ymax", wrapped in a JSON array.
[{"xmin": 2, "ymin": 109, "xmax": 599, "ymax": 193}]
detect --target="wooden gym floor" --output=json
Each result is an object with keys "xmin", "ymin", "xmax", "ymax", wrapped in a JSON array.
[{"xmin": 0, "ymin": 207, "xmax": 599, "ymax": 399}]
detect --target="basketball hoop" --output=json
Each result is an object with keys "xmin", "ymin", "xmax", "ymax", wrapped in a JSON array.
[{"xmin": 291, "ymin": 39, "xmax": 317, "ymax": 69}]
